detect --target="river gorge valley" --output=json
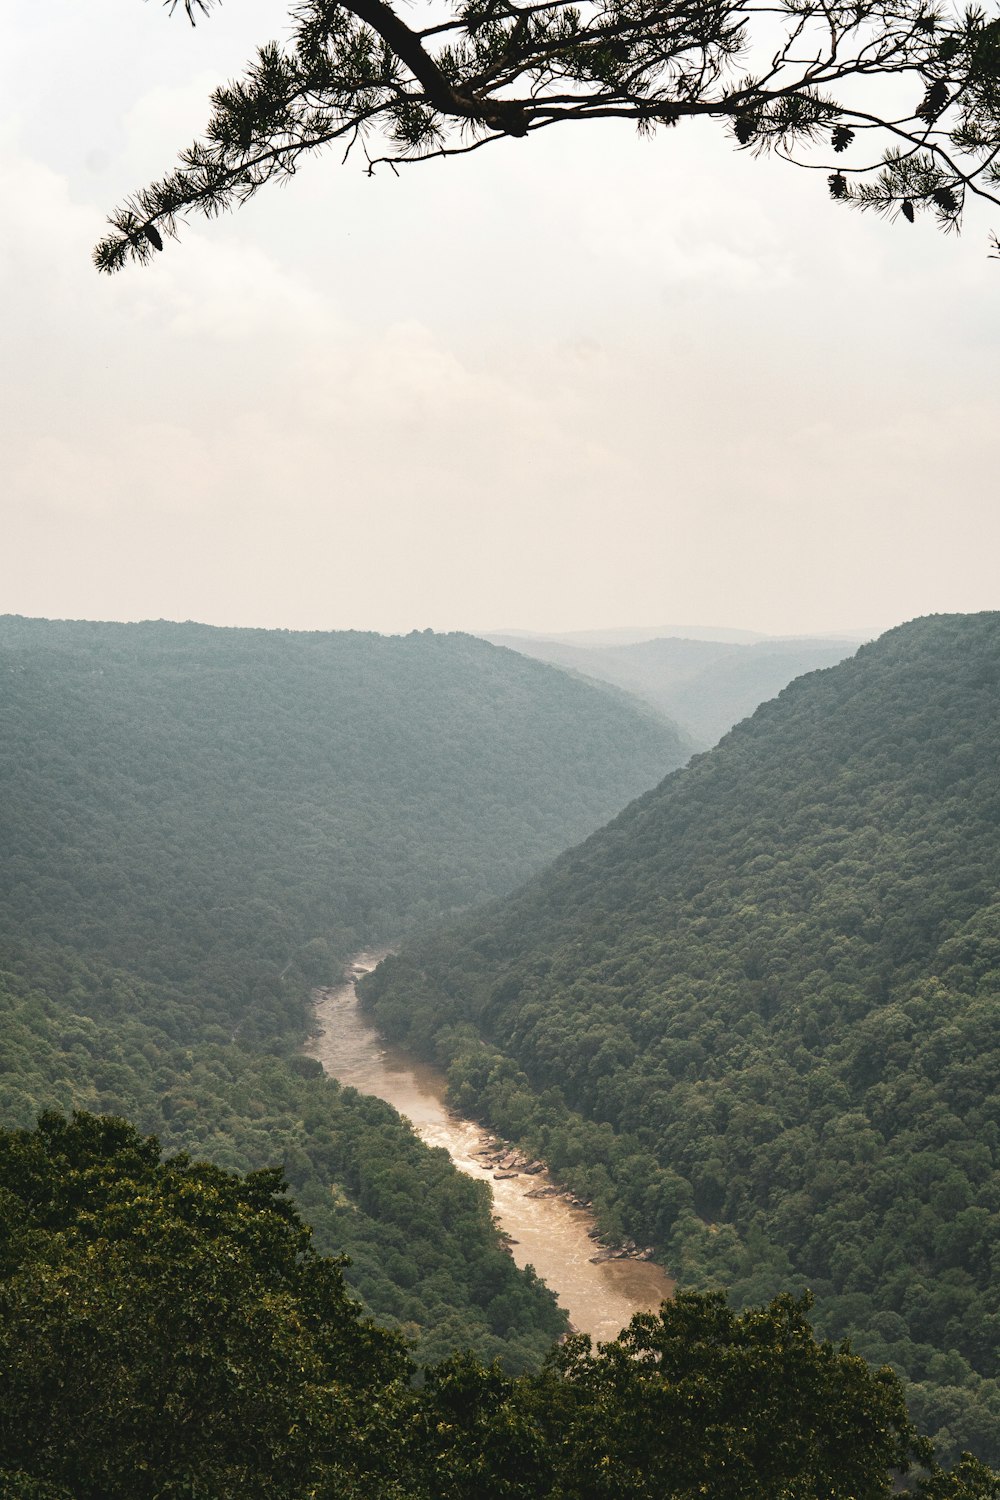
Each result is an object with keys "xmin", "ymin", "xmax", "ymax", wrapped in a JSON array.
[{"xmin": 306, "ymin": 956, "xmax": 676, "ymax": 1344}]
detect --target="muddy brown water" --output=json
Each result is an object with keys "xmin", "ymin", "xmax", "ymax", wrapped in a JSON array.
[{"xmin": 305, "ymin": 954, "xmax": 675, "ymax": 1345}]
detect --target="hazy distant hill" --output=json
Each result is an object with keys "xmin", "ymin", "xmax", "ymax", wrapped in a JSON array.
[
  {"xmin": 365, "ymin": 613, "xmax": 1000, "ymax": 1458},
  {"xmin": 492, "ymin": 622, "xmax": 772, "ymax": 646},
  {"xmin": 0, "ymin": 616, "xmax": 687, "ymax": 996},
  {"xmin": 0, "ymin": 614, "xmax": 692, "ymax": 1369},
  {"xmin": 485, "ymin": 631, "xmax": 859, "ymax": 745}
]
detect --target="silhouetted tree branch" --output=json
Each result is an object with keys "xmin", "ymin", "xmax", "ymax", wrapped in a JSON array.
[{"xmin": 96, "ymin": 0, "xmax": 1000, "ymax": 268}]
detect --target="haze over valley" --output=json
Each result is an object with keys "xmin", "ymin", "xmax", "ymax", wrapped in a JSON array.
[
  {"xmin": 1, "ymin": 603, "xmax": 999, "ymax": 1494},
  {"xmin": 483, "ymin": 628, "xmax": 862, "ymax": 747}
]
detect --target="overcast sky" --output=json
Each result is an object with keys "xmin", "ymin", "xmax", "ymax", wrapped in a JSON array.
[{"xmin": 3, "ymin": 0, "xmax": 998, "ymax": 641}]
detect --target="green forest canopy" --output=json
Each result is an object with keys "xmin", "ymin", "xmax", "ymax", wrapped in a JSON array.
[
  {"xmin": 0, "ymin": 616, "xmax": 684, "ymax": 988},
  {"xmin": 362, "ymin": 612, "xmax": 1000, "ymax": 1461},
  {"xmin": 2, "ymin": 1110, "xmax": 996, "ymax": 1500},
  {"xmin": 95, "ymin": 0, "xmax": 1000, "ymax": 270}
]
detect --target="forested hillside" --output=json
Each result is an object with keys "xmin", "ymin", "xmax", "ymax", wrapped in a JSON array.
[
  {"xmin": 486, "ymin": 630, "xmax": 857, "ymax": 744},
  {"xmin": 0, "ymin": 614, "xmax": 686, "ymax": 1367},
  {"xmin": 0, "ymin": 616, "xmax": 685, "ymax": 994},
  {"xmin": 363, "ymin": 613, "xmax": 1000, "ymax": 1457}
]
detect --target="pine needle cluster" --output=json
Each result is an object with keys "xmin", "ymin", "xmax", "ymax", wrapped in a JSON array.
[{"xmin": 97, "ymin": 0, "xmax": 1000, "ymax": 266}]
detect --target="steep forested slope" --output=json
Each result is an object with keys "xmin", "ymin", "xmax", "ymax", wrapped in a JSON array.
[
  {"xmin": 486, "ymin": 630, "xmax": 857, "ymax": 744},
  {"xmin": 0, "ymin": 614, "xmax": 689, "ymax": 1368},
  {"xmin": 0, "ymin": 616, "xmax": 685, "ymax": 1005},
  {"xmin": 364, "ymin": 613, "xmax": 1000, "ymax": 1456}
]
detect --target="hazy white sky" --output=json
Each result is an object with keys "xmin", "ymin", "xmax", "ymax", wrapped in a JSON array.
[{"xmin": 3, "ymin": 0, "xmax": 998, "ymax": 640}]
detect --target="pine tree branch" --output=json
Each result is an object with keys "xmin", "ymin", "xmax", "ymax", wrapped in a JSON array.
[
  {"xmin": 339, "ymin": 0, "xmax": 532, "ymax": 131},
  {"xmin": 95, "ymin": 0, "xmax": 1000, "ymax": 268}
]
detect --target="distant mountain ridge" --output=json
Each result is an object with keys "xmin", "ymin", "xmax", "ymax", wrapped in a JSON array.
[
  {"xmin": 364, "ymin": 612, "xmax": 1000, "ymax": 1461},
  {"xmin": 488, "ymin": 623, "xmax": 775, "ymax": 645},
  {"xmin": 483, "ymin": 630, "xmax": 859, "ymax": 745}
]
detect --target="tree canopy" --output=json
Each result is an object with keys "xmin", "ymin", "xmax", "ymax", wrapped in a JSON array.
[
  {"xmin": 0, "ymin": 1110, "xmax": 410, "ymax": 1499},
  {"xmin": 4, "ymin": 1110, "xmax": 998, "ymax": 1499},
  {"xmin": 94, "ymin": 0, "xmax": 1000, "ymax": 269}
]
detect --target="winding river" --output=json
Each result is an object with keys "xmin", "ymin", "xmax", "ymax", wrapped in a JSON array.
[{"xmin": 306, "ymin": 954, "xmax": 675, "ymax": 1345}]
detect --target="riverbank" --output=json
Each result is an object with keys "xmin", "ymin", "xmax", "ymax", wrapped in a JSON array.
[
  {"xmin": 470, "ymin": 1136, "xmax": 658, "ymax": 1267},
  {"xmin": 306, "ymin": 958, "xmax": 674, "ymax": 1344}
]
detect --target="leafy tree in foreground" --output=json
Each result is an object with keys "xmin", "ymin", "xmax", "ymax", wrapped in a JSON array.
[
  {"xmin": 96, "ymin": 0, "xmax": 1000, "ymax": 269},
  {"xmin": 2, "ymin": 1111, "xmax": 998, "ymax": 1498},
  {"xmin": 0, "ymin": 1110, "xmax": 409, "ymax": 1500},
  {"xmin": 527, "ymin": 1291, "xmax": 921, "ymax": 1499}
]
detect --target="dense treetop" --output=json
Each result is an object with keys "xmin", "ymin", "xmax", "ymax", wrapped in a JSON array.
[
  {"xmin": 362, "ymin": 612, "xmax": 1000, "ymax": 1460},
  {"xmin": 0, "ymin": 1111, "xmax": 408, "ymax": 1500},
  {"xmin": 3, "ymin": 1111, "xmax": 996, "ymax": 1499},
  {"xmin": 95, "ymin": 0, "xmax": 1000, "ymax": 269}
]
